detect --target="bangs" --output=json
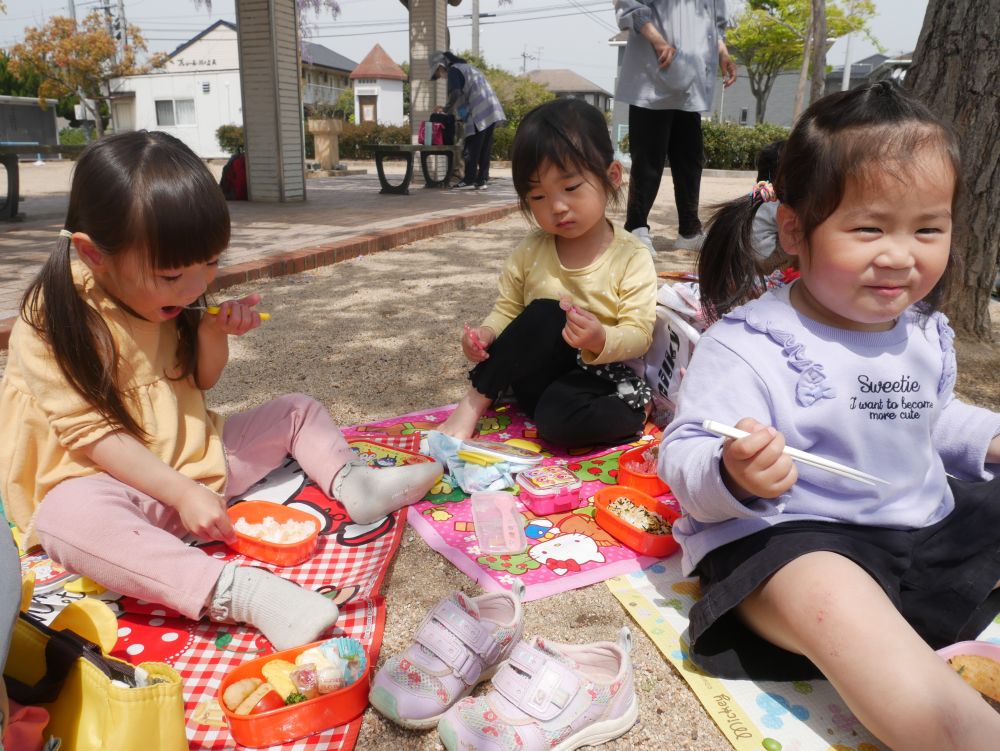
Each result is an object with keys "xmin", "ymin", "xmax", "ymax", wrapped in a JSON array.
[
  {"xmin": 512, "ymin": 127, "xmax": 591, "ymax": 199},
  {"xmin": 839, "ymin": 123, "xmax": 959, "ymax": 199},
  {"xmin": 132, "ymin": 154, "xmax": 231, "ymax": 270}
]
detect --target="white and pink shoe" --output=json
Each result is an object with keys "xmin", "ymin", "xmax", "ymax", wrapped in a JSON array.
[{"xmin": 437, "ymin": 628, "xmax": 638, "ymax": 751}]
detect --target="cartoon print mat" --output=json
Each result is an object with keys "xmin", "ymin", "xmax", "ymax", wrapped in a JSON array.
[
  {"xmin": 607, "ymin": 556, "xmax": 1000, "ymax": 751},
  {"xmin": 356, "ymin": 404, "xmax": 674, "ymax": 602},
  {"xmin": 20, "ymin": 439, "xmax": 414, "ymax": 751}
]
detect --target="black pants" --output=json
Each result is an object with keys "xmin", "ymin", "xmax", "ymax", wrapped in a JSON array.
[
  {"xmin": 470, "ymin": 299, "xmax": 645, "ymax": 448},
  {"xmin": 625, "ymin": 106, "xmax": 704, "ymax": 238},
  {"xmin": 463, "ymin": 123, "xmax": 496, "ymax": 186}
]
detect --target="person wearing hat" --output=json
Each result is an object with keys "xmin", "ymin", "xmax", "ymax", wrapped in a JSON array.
[{"xmin": 429, "ymin": 51, "xmax": 506, "ymax": 190}]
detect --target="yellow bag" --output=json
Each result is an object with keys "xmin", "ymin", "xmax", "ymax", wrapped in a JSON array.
[{"xmin": 4, "ymin": 611, "xmax": 189, "ymax": 751}]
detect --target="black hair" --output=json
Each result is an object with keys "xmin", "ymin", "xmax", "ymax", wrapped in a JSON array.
[
  {"xmin": 698, "ymin": 81, "xmax": 961, "ymax": 322},
  {"xmin": 755, "ymin": 139, "xmax": 786, "ymax": 183},
  {"xmin": 510, "ymin": 98, "xmax": 622, "ymax": 216},
  {"xmin": 20, "ymin": 130, "xmax": 231, "ymax": 439}
]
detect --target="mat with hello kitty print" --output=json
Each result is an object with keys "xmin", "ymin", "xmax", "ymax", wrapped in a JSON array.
[{"xmin": 357, "ymin": 404, "xmax": 677, "ymax": 602}]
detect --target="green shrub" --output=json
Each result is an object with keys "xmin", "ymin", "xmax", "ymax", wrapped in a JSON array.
[
  {"xmin": 701, "ymin": 121, "xmax": 789, "ymax": 171},
  {"xmin": 337, "ymin": 121, "xmax": 410, "ymax": 159},
  {"xmin": 490, "ymin": 122, "xmax": 516, "ymax": 160},
  {"xmin": 59, "ymin": 127, "xmax": 88, "ymax": 146},
  {"xmin": 216, "ymin": 124, "xmax": 245, "ymax": 155}
]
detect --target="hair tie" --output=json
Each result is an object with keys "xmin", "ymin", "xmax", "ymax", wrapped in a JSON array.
[
  {"xmin": 59, "ymin": 229, "xmax": 73, "ymax": 239},
  {"xmin": 751, "ymin": 180, "xmax": 777, "ymax": 204}
]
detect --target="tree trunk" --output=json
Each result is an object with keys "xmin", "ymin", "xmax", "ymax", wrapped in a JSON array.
[
  {"xmin": 808, "ymin": 0, "xmax": 826, "ymax": 104},
  {"xmin": 907, "ymin": 0, "xmax": 1000, "ymax": 340},
  {"xmin": 793, "ymin": 5, "xmax": 814, "ymax": 121}
]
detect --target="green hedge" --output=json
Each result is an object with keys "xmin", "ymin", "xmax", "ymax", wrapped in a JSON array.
[
  {"xmin": 620, "ymin": 121, "xmax": 789, "ymax": 170},
  {"xmin": 338, "ymin": 121, "xmax": 411, "ymax": 159},
  {"xmin": 59, "ymin": 127, "xmax": 88, "ymax": 146},
  {"xmin": 216, "ymin": 124, "xmax": 245, "ymax": 155},
  {"xmin": 701, "ymin": 121, "xmax": 789, "ymax": 171}
]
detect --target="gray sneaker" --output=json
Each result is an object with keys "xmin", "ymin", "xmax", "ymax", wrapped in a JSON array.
[
  {"xmin": 630, "ymin": 226, "xmax": 657, "ymax": 257},
  {"xmin": 674, "ymin": 231, "xmax": 706, "ymax": 252},
  {"xmin": 452, "ymin": 180, "xmax": 477, "ymax": 190}
]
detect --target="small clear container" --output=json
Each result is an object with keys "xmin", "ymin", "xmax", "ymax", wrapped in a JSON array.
[
  {"xmin": 470, "ymin": 491, "xmax": 527, "ymax": 555},
  {"xmin": 515, "ymin": 465, "xmax": 583, "ymax": 515}
]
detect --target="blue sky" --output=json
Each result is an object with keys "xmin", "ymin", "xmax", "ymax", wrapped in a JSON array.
[{"xmin": 1, "ymin": 0, "xmax": 929, "ymax": 95}]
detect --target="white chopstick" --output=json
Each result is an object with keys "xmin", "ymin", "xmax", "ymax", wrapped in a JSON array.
[{"xmin": 700, "ymin": 420, "xmax": 891, "ymax": 487}]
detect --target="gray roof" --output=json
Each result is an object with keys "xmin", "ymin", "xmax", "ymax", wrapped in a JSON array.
[
  {"xmin": 167, "ymin": 20, "xmax": 356, "ymax": 74},
  {"xmin": 525, "ymin": 69, "xmax": 611, "ymax": 96},
  {"xmin": 302, "ymin": 41, "xmax": 357, "ymax": 73}
]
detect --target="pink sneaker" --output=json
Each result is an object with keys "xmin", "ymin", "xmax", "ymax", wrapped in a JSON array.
[
  {"xmin": 437, "ymin": 629, "xmax": 638, "ymax": 751},
  {"xmin": 369, "ymin": 584, "xmax": 525, "ymax": 729}
]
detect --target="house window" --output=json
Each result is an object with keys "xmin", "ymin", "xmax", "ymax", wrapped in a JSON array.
[
  {"xmin": 739, "ymin": 108, "xmax": 749, "ymax": 125},
  {"xmin": 155, "ymin": 99, "xmax": 195, "ymax": 126}
]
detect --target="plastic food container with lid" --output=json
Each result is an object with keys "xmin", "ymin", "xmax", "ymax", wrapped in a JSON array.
[
  {"xmin": 226, "ymin": 501, "xmax": 320, "ymax": 567},
  {"xmin": 594, "ymin": 485, "xmax": 680, "ymax": 558},
  {"xmin": 515, "ymin": 465, "xmax": 583, "ymax": 515},
  {"xmin": 218, "ymin": 639, "xmax": 371, "ymax": 748}
]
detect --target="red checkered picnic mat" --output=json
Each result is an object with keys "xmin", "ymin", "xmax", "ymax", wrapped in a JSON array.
[{"xmin": 20, "ymin": 440, "xmax": 414, "ymax": 751}]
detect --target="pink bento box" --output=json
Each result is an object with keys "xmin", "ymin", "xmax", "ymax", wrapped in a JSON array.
[{"xmin": 516, "ymin": 465, "xmax": 583, "ymax": 516}]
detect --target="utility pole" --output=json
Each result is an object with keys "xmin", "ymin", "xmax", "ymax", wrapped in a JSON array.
[
  {"xmin": 117, "ymin": 0, "xmax": 128, "ymax": 50},
  {"xmin": 464, "ymin": 1, "xmax": 495, "ymax": 60},
  {"xmin": 840, "ymin": 0, "xmax": 856, "ymax": 92},
  {"xmin": 472, "ymin": 0, "xmax": 479, "ymax": 58},
  {"xmin": 67, "ymin": 0, "xmax": 76, "ymax": 21}
]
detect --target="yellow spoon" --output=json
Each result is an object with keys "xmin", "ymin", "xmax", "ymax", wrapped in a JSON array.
[{"xmin": 187, "ymin": 305, "xmax": 271, "ymax": 321}]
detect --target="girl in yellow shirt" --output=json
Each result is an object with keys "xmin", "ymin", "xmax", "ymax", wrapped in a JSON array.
[
  {"xmin": 0, "ymin": 131, "xmax": 440, "ymax": 650},
  {"xmin": 438, "ymin": 98, "xmax": 657, "ymax": 447}
]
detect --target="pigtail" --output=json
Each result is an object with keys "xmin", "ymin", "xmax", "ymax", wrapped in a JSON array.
[
  {"xmin": 697, "ymin": 193, "xmax": 770, "ymax": 323},
  {"xmin": 21, "ymin": 232, "xmax": 147, "ymax": 440}
]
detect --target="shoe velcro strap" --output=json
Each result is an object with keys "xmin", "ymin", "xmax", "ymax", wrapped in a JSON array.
[
  {"xmin": 492, "ymin": 643, "xmax": 580, "ymax": 722},
  {"xmin": 414, "ymin": 600, "xmax": 497, "ymax": 684}
]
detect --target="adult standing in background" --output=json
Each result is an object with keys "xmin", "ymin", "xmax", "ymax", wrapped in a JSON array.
[
  {"xmin": 429, "ymin": 51, "xmax": 506, "ymax": 190},
  {"xmin": 615, "ymin": 0, "xmax": 737, "ymax": 255}
]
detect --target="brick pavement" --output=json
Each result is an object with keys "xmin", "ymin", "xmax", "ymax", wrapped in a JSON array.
[{"xmin": 0, "ymin": 170, "xmax": 520, "ymax": 348}]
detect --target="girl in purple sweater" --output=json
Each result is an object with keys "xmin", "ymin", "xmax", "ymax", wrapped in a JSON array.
[{"xmin": 660, "ymin": 82, "xmax": 1000, "ymax": 749}]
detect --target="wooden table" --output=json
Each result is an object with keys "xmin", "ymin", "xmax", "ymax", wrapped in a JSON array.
[{"xmin": 369, "ymin": 144, "xmax": 463, "ymax": 195}]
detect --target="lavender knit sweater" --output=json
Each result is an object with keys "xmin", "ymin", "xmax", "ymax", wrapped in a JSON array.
[{"xmin": 660, "ymin": 284, "xmax": 1000, "ymax": 575}]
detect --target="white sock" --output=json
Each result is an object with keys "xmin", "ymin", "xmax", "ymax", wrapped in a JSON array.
[
  {"xmin": 331, "ymin": 459, "xmax": 442, "ymax": 525},
  {"xmin": 210, "ymin": 564, "xmax": 339, "ymax": 651}
]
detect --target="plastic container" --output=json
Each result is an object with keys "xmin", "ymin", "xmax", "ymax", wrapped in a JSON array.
[
  {"xmin": 936, "ymin": 641, "xmax": 1000, "ymax": 701},
  {"xmin": 516, "ymin": 465, "xmax": 583, "ymax": 515},
  {"xmin": 218, "ymin": 640, "xmax": 371, "ymax": 748},
  {"xmin": 460, "ymin": 438, "xmax": 544, "ymax": 465},
  {"xmin": 617, "ymin": 444, "xmax": 670, "ymax": 497},
  {"xmin": 470, "ymin": 491, "xmax": 527, "ymax": 554},
  {"xmin": 227, "ymin": 501, "xmax": 320, "ymax": 567},
  {"xmin": 594, "ymin": 486, "xmax": 680, "ymax": 558}
]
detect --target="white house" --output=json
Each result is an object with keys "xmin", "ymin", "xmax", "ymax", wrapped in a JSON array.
[
  {"xmin": 349, "ymin": 45, "xmax": 406, "ymax": 126},
  {"xmin": 110, "ymin": 21, "xmax": 356, "ymax": 159}
]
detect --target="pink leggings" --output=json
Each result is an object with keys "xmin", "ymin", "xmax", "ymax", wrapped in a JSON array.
[{"xmin": 34, "ymin": 394, "xmax": 356, "ymax": 619}]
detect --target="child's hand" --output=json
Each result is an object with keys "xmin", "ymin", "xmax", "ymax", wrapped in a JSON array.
[
  {"xmin": 719, "ymin": 417, "xmax": 797, "ymax": 500},
  {"xmin": 462, "ymin": 324, "xmax": 495, "ymax": 363},
  {"xmin": 201, "ymin": 293, "xmax": 265, "ymax": 336},
  {"xmin": 561, "ymin": 301, "xmax": 606, "ymax": 354},
  {"xmin": 176, "ymin": 485, "xmax": 236, "ymax": 543}
]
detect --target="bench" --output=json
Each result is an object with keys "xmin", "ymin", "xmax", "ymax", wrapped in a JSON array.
[
  {"xmin": 370, "ymin": 144, "xmax": 463, "ymax": 195},
  {"xmin": 0, "ymin": 144, "xmax": 85, "ymax": 221}
]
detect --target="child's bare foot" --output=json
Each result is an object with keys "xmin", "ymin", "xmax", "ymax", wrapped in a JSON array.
[{"xmin": 438, "ymin": 389, "xmax": 491, "ymax": 439}]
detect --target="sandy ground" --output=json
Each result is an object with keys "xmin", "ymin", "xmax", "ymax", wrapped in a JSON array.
[{"xmin": 4, "ymin": 159, "xmax": 999, "ymax": 751}]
